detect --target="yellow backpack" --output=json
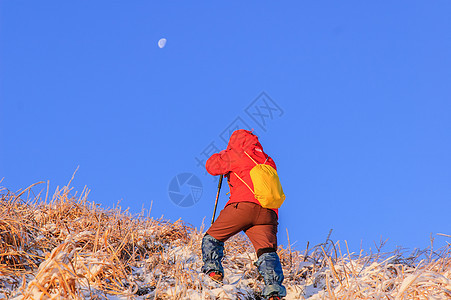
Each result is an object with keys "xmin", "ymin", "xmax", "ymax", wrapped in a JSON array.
[{"xmin": 234, "ymin": 151, "xmax": 286, "ymax": 209}]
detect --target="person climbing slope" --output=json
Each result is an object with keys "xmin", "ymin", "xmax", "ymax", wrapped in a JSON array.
[{"xmin": 201, "ymin": 129, "xmax": 286, "ymax": 300}]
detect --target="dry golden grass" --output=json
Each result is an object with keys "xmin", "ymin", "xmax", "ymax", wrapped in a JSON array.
[
  {"xmin": 0, "ymin": 180, "xmax": 450, "ymax": 299},
  {"xmin": 0, "ymin": 180, "xmax": 194, "ymax": 299}
]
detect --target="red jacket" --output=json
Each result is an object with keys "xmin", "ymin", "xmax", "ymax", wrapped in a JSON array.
[{"xmin": 206, "ymin": 129, "xmax": 278, "ymax": 215}]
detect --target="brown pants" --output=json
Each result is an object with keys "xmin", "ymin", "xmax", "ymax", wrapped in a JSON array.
[{"xmin": 207, "ymin": 202, "xmax": 278, "ymax": 255}]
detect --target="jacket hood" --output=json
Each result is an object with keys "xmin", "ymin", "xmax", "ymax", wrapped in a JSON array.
[{"xmin": 227, "ymin": 129, "xmax": 262, "ymax": 152}]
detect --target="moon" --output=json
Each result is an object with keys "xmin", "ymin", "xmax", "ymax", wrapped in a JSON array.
[{"xmin": 158, "ymin": 38, "xmax": 167, "ymax": 48}]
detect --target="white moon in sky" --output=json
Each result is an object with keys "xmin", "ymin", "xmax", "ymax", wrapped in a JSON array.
[{"xmin": 158, "ymin": 38, "xmax": 167, "ymax": 48}]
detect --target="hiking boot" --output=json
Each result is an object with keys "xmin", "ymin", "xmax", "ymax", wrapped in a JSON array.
[
  {"xmin": 208, "ymin": 271, "xmax": 223, "ymax": 283},
  {"xmin": 201, "ymin": 234, "xmax": 225, "ymax": 277},
  {"xmin": 255, "ymin": 252, "xmax": 286, "ymax": 298}
]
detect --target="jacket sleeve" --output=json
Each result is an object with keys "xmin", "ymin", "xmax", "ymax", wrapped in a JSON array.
[{"xmin": 206, "ymin": 150, "xmax": 231, "ymax": 175}]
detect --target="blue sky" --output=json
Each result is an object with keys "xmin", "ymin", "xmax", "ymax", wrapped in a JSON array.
[{"xmin": 1, "ymin": 1, "xmax": 450, "ymax": 254}]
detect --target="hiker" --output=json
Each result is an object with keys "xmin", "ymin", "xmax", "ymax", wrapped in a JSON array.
[{"xmin": 201, "ymin": 129, "xmax": 286, "ymax": 300}]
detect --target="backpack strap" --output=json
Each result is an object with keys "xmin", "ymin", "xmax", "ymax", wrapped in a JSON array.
[
  {"xmin": 233, "ymin": 171, "xmax": 255, "ymax": 195},
  {"xmin": 244, "ymin": 151, "xmax": 258, "ymax": 165},
  {"xmin": 233, "ymin": 150, "xmax": 268, "ymax": 195}
]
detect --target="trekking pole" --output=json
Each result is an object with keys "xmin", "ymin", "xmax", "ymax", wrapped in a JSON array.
[{"xmin": 211, "ymin": 174, "xmax": 224, "ymax": 225}]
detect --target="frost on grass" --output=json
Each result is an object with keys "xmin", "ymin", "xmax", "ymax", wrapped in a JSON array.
[{"xmin": 0, "ymin": 181, "xmax": 451, "ymax": 299}]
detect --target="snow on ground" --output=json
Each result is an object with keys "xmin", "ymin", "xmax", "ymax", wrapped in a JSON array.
[{"xmin": 1, "ymin": 183, "xmax": 451, "ymax": 299}]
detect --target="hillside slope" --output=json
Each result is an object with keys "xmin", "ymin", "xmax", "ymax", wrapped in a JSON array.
[{"xmin": 1, "ymin": 181, "xmax": 451, "ymax": 299}]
